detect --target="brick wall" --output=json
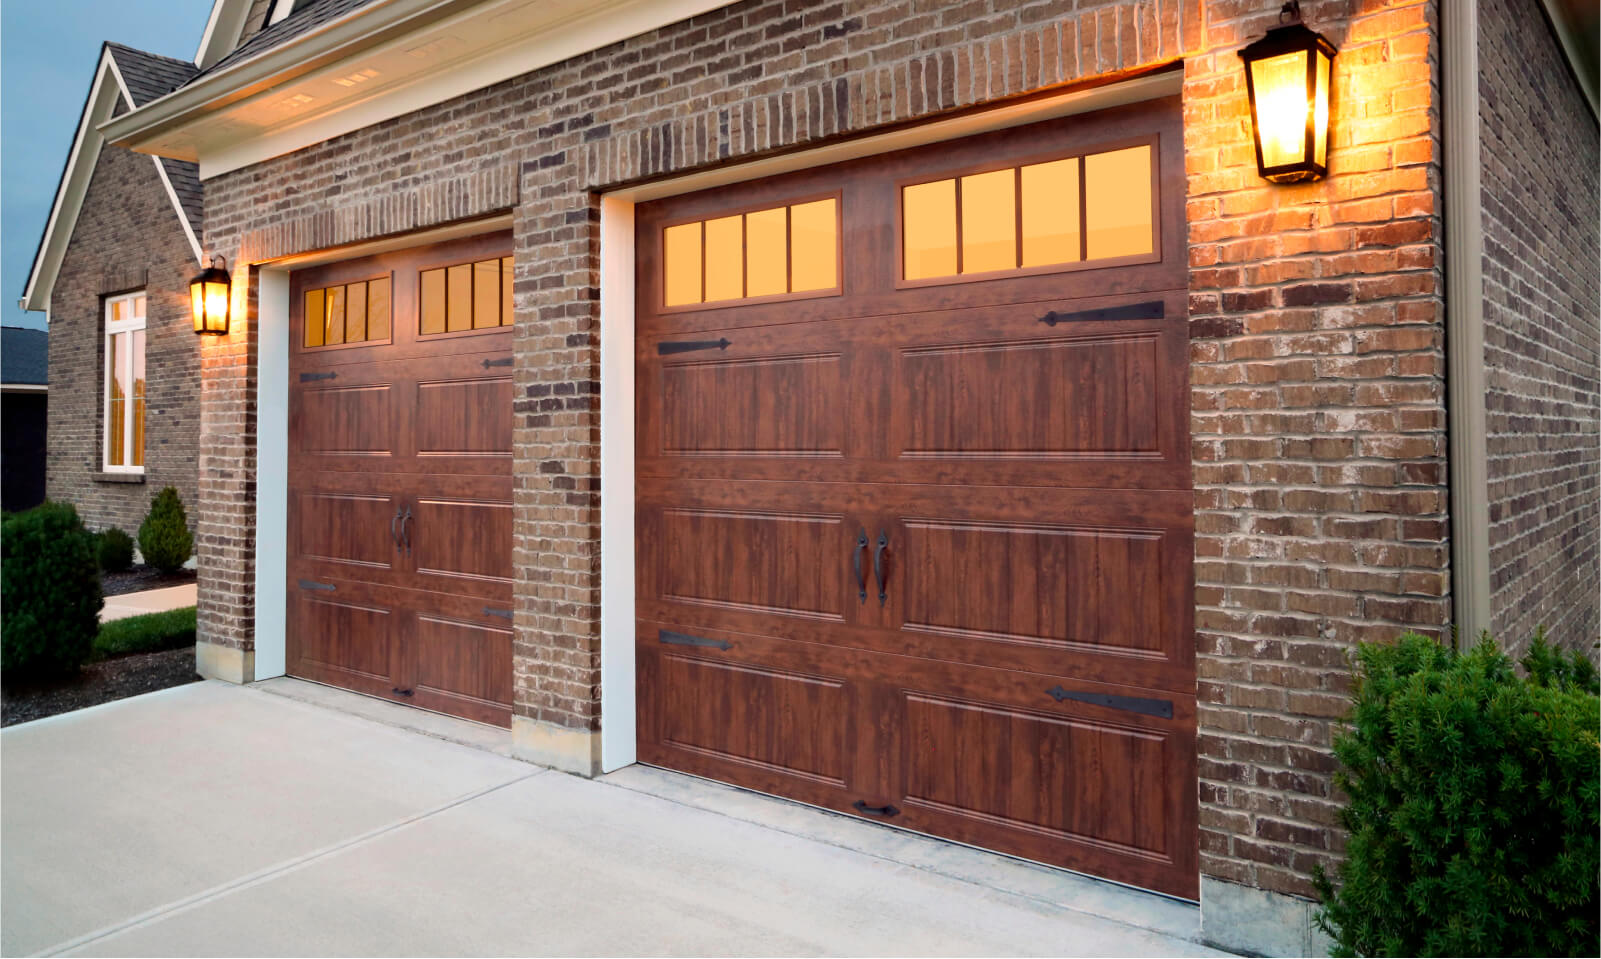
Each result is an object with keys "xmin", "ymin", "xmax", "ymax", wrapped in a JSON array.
[
  {"xmin": 47, "ymin": 141, "xmax": 201, "ymax": 537},
  {"xmin": 1183, "ymin": 0, "xmax": 1447, "ymax": 898},
  {"xmin": 199, "ymin": 0, "xmax": 1448, "ymax": 899},
  {"xmin": 1478, "ymin": 0, "xmax": 1600, "ymax": 657}
]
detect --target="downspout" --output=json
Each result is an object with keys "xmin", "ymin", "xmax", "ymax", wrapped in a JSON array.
[{"xmin": 1443, "ymin": 2, "xmax": 1493, "ymax": 642}]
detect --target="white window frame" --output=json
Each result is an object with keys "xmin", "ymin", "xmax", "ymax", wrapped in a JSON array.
[{"xmin": 103, "ymin": 290, "xmax": 147, "ymax": 474}]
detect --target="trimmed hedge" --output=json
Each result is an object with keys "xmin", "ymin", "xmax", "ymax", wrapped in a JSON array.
[
  {"xmin": 1, "ymin": 502, "xmax": 104, "ymax": 678},
  {"xmin": 137, "ymin": 487, "xmax": 193, "ymax": 573},
  {"xmin": 94, "ymin": 606, "xmax": 197, "ymax": 659},
  {"xmin": 97, "ymin": 527, "xmax": 135, "ymax": 572},
  {"xmin": 1315, "ymin": 632, "xmax": 1600, "ymax": 957}
]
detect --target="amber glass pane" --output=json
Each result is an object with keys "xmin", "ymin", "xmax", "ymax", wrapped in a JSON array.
[
  {"xmin": 790, "ymin": 199, "xmax": 837, "ymax": 293},
  {"xmin": 472, "ymin": 259, "xmax": 499, "ymax": 329},
  {"xmin": 446, "ymin": 263, "xmax": 472, "ymax": 332},
  {"xmin": 1085, "ymin": 146, "xmax": 1154, "ymax": 260},
  {"xmin": 133, "ymin": 294, "xmax": 146, "ymax": 319},
  {"xmin": 131, "ymin": 329, "xmax": 145, "ymax": 467},
  {"xmin": 959, "ymin": 169, "xmax": 1017, "ymax": 274},
  {"xmin": 1314, "ymin": 51, "xmax": 1330, "ymax": 167},
  {"xmin": 663, "ymin": 222, "xmax": 702, "ymax": 306},
  {"xmin": 1251, "ymin": 51, "xmax": 1311, "ymax": 169},
  {"xmin": 500, "ymin": 257, "xmax": 514, "ymax": 326},
  {"xmin": 107, "ymin": 333, "xmax": 125, "ymax": 466},
  {"xmin": 324, "ymin": 285, "xmax": 346, "ymax": 345},
  {"xmin": 702, "ymin": 215, "xmax": 743, "ymax": 303},
  {"xmin": 367, "ymin": 277, "xmax": 391, "ymax": 341},
  {"xmin": 745, "ymin": 207, "xmax": 787, "ymax": 297},
  {"xmin": 346, "ymin": 282, "xmax": 367, "ymax": 343},
  {"xmin": 903, "ymin": 180, "xmax": 957, "ymax": 280},
  {"xmin": 420, "ymin": 269, "xmax": 445, "ymax": 334},
  {"xmin": 304, "ymin": 289, "xmax": 325, "ymax": 346},
  {"xmin": 1021, "ymin": 158, "xmax": 1081, "ymax": 267}
]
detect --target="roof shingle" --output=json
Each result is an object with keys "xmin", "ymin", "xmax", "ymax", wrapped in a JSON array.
[{"xmin": 2, "ymin": 327, "xmax": 49, "ymax": 386}]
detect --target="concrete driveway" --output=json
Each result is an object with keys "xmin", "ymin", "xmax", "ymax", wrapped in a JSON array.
[{"xmin": 2, "ymin": 680, "xmax": 1228, "ymax": 957}]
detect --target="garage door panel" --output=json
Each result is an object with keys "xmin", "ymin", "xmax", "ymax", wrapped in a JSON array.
[
  {"xmin": 411, "ymin": 612, "xmax": 513, "ymax": 726},
  {"xmin": 410, "ymin": 497, "xmax": 513, "ymax": 588},
  {"xmin": 658, "ymin": 352, "xmax": 846, "ymax": 457},
  {"xmin": 290, "ymin": 592, "xmax": 396, "ymax": 693},
  {"xmin": 297, "ymin": 382, "xmax": 397, "ymax": 458},
  {"xmin": 292, "ymin": 490, "xmax": 402, "ymax": 571},
  {"xmin": 897, "ymin": 518, "xmax": 1169, "ymax": 655},
  {"xmin": 414, "ymin": 375, "xmax": 512, "ymax": 459}
]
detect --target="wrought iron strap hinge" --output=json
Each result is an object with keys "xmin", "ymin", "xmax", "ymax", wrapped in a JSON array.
[
  {"xmin": 1047, "ymin": 685, "xmax": 1173, "ymax": 719},
  {"xmin": 657, "ymin": 337, "xmax": 731, "ymax": 355},
  {"xmin": 297, "ymin": 579, "xmax": 336, "ymax": 592},
  {"xmin": 658, "ymin": 629, "xmax": 733, "ymax": 651},
  {"xmin": 298, "ymin": 371, "xmax": 337, "ymax": 382},
  {"xmin": 482, "ymin": 357, "xmax": 514, "ymax": 369},
  {"xmin": 1037, "ymin": 300, "xmax": 1164, "ymax": 327},
  {"xmin": 482, "ymin": 607, "xmax": 514, "ymax": 620}
]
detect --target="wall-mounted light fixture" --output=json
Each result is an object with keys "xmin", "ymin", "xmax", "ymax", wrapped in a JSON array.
[
  {"xmin": 1240, "ymin": 1, "xmax": 1337, "ymax": 183},
  {"xmin": 190, "ymin": 255, "xmax": 231, "ymax": 335}
]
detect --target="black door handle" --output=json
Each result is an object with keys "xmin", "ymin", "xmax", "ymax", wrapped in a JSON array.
[
  {"xmin": 852, "ymin": 528, "xmax": 868, "ymax": 603},
  {"xmin": 390, "ymin": 508, "xmax": 403, "ymax": 551},
  {"xmin": 400, "ymin": 506, "xmax": 413, "ymax": 555},
  {"xmin": 852, "ymin": 800, "xmax": 900, "ymax": 817},
  {"xmin": 873, "ymin": 530, "xmax": 888, "ymax": 606}
]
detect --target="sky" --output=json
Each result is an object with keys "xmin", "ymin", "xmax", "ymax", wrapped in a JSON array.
[{"xmin": 2, "ymin": 0, "xmax": 214, "ymax": 331}]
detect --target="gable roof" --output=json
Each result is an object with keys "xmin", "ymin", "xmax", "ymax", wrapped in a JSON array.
[
  {"xmin": 18, "ymin": 44, "xmax": 205, "ymax": 314},
  {"xmin": 1, "ymin": 327, "xmax": 49, "ymax": 387},
  {"xmin": 202, "ymin": 0, "xmax": 372, "ymax": 77}
]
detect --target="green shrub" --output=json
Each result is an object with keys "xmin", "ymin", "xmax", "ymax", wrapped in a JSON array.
[
  {"xmin": 94, "ymin": 606, "xmax": 197, "ymax": 659},
  {"xmin": 1315, "ymin": 632, "xmax": 1600, "ymax": 957},
  {"xmin": 137, "ymin": 486, "xmax": 193, "ymax": 573},
  {"xmin": 96, "ymin": 527, "xmax": 135, "ymax": 572},
  {"xmin": 1, "ymin": 502, "xmax": 104, "ymax": 678}
]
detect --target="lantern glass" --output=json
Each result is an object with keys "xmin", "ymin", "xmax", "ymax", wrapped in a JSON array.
[
  {"xmin": 190, "ymin": 261, "xmax": 231, "ymax": 335},
  {"xmin": 1240, "ymin": 9, "xmax": 1336, "ymax": 184}
]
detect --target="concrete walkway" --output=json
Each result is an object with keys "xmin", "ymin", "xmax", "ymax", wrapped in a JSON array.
[
  {"xmin": 99, "ymin": 583, "xmax": 198, "ymax": 623},
  {"xmin": 1, "ymin": 681, "xmax": 1230, "ymax": 958}
]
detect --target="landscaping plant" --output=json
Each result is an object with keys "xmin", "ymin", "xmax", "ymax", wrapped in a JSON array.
[
  {"xmin": 94, "ymin": 606, "xmax": 197, "ymax": 659},
  {"xmin": 96, "ymin": 527, "xmax": 135, "ymax": 572},
  {"xmin": 1314, "ymin": 631, "xmax": 1600, "ymax": 957},
  {"xmin": 1, "ymin": 502, "xmax": 104, "ymax": 678},
  {"xmin": 137, "ymin": 486, "xmax": 193, "ymax": 573}
]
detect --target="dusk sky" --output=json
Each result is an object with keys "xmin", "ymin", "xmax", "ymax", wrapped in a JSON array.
[{"xmin": 2, "ymin": 0, "xmax": 213, "ymax": 332}]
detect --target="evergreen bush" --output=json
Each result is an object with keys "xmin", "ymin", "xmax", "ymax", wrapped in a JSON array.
[
  {"xmin": 137, "ymin": 487, "xmax": 193, "ymax": 573},
  {"xmin": 1315, "ymin": 632, "xmax": 1600, "ymax": 957},
  {"xmin": 1, "ymin": 502, "xmax": 104, "ymax": 678},
  {"xmin": 96, "ymin": 527, "xmax": 135, "ymax": 572}
]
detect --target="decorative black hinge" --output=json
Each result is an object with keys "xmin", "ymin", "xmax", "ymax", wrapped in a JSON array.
[
  {"xmin": 1046, "ymin": 685, "xmax": 1173, "ymax": 719},
  {"xmin": 299, "ymin": 371, "xmax": 337, "ymax": 382},
  {"xmin": 852, "ymin": 800, "xmax": 901, "ymax": 817},
  {"xmin": 297, "ymin": 579, "xmax": 336, "ymax": 592},
  {"xmin": 658, "ymin": 629, "xmax": 733, "ymax": 651},
  {"xmin": 482, "ymin": 357, "xmax": 514, "ymax": 369},
  {"xmin": 391, "ymin": 687, "xmax": 414, "ymax": 698},
  {"xmin": 657, "ymin": 337, "xmax": 731, "ymax": 355},
  {"xmin": 482, "ymin": 607, "xmax": 514, "ymax": 620},
  {"xmin": 1037, "ymin": 300, "xmax": 1165, "ymax": 327}
]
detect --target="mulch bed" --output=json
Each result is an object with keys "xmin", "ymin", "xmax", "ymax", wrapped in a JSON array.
[
  {"xmin": 1, "ymin": 648, "xmax": 201, "ymax": 727},
  {"xmin": 102, "ymin": 565, "xmax": 196, "ymax": 597}
]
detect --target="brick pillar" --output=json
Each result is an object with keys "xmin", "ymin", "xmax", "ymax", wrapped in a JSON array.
[{"xmin": 1182, "ymin": 1, "xmax": 1447, "ymax": 953}]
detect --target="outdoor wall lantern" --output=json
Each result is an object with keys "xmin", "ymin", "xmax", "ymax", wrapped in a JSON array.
[
  {"xmin": 1240, "ymin": 1, "xmax": 1337, "ymax": 183},
  {"xmin": 190, "ymin": 255, "xmax": 231, "ymax": 335}
]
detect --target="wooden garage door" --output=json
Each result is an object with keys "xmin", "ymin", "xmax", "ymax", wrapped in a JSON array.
[
  {"xmin": 635, "ymin": 99, "xmax": 1198, "ymax": 898},
  {"xmin": 287, "ymin": 231, "xmax": 515, "ymax": 727}
]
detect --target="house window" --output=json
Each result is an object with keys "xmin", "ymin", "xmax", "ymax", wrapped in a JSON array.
[
  {"xmin": 303, "ymin": 276, "xmax": 392, "ymax": 347},
  {"xmin": 103, "ymin": 291, "xmax": 146, "ymax": 472},
  {"xmin": 419, "ymin": 257, "xmax": 513, "ymax": 334},
  {"xmin": 662, "ymin": 196, "xmax": 839, "ymax": 308},
  {"xmin": 900, "ymin": 142, "xmax": 1156, "ymax": 283}
]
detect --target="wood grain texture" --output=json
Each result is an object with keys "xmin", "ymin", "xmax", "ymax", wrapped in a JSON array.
[{"xmin": 636, "ymin": 104, "xmax": 1198, "ymax": 898}]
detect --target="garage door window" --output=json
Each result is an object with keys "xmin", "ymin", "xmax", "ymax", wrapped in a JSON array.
[
  {"xmin": 303, "ymin": 276, "xmax": 392, "ymax": 347},
  {"xmin": 420, "ymin": 257, "xmax": 514, "ymax": 334},
  {"xmin": 662, "ymin": 196, "xmax": 839, "ymax": 308},
  {"xmin": 901, "ymin": 142, "xmax": 1155, "ymax": 283}
]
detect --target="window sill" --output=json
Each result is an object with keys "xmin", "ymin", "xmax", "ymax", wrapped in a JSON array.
[{"xmin": 94, "ymin": 471, "xmax": 146, "ymax": 484}]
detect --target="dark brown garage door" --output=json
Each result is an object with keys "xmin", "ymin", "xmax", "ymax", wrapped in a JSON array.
[
  {"xmin": 635, "ymin": 100, "xmax": 1197, "ymax": 898},
  {"xmin": 288, "ymin": 231, "xmax": 515, "ymax": 727}
]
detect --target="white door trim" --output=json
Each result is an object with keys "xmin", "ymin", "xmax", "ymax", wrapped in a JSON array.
[{"xmin": 594, "ymin": 70, "xmax": 1183, "ymax": 773}]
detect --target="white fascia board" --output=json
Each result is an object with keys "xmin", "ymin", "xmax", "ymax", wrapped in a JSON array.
[
  {"xmin": 103, "ymin": 0, "xmax": 737, "ymax": 178},
  {"xmin": 195, "ymin": 0, "xmax": 253, "ymax": 70},
  {"xmin": 20, "ymin": 50, "xmax": 126, "ymax": 313}
]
